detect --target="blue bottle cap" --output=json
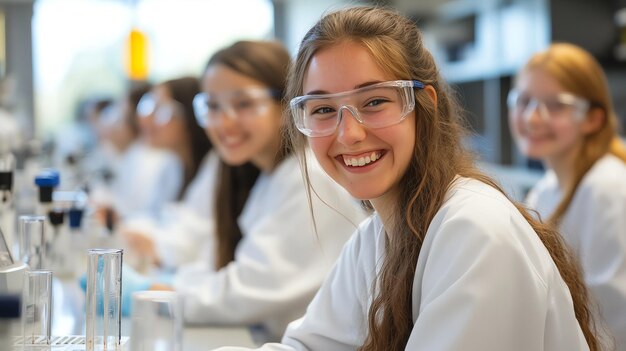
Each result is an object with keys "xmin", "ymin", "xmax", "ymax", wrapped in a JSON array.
[
  {"xmin": 68, "ymin": 207, "xmax": 84, "ymax": 229},
  {"xmin": 34, "ymin": 169, "xmax": 60, "ymax": 188}
]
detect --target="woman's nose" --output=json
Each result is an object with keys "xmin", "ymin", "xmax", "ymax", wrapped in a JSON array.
[
  {"xmin": 522, "ymin": 102, "xmax": 546, "ymax": 125},
  {"xmin": 336, "ymin": 106, "xmax": 367, "ymax": 145}
]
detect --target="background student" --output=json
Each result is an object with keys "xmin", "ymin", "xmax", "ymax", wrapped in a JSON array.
[
  {"xmin": 510, "ymin": 42, "xmax": 626, "ymax": 350},
  {"xmin": 118, "ymin": 76, "xmax": 217, "ymax": 268},
  {"xmin": 93, "ymin": 83, "xmax": 184, "ymax": 220}
]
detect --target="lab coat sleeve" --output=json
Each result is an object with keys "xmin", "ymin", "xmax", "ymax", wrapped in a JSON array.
[
  {"xmin": 173, "ymin": 180, "xmax": 358, "ymax": 332},
  {"xmin": 153, "ymin": 203, "xmax": 215, "ymax": 270},
  {"xmin": 211, "ymin": 220, "xmax": 373, "ymax": 351},
  {"xmin": 405, "ymin": 211, "xmax": 561, "ymax": 351},
  {"xmin": 576, "ymin": 185, "xmax": 626, "ymax": 348},
  {"xmin": 148, "ymin": 150, "xmax": 184, "ymax": 207}
]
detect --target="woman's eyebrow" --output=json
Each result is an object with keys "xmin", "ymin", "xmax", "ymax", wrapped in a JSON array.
[{"xmin": 304, "ymin": 81, "xmax": 384, "ymax": 96}]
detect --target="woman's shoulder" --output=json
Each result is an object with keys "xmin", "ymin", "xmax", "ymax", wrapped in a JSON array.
[
  {"xmin": 415, "ymin": 178, "xmax": 559, "ymax": 293},
  {"xmin": 343, "ymin": 214, "xmax": 384, "ymax": 265},
  {"xmin": 425, "ymin": 178, "xmax": 555, "ymax": 278},
  {"xmin": 578, "ymin": 154, "xmax": 626, "ymax": 199},
  {"xmin": 440, "ymin": 177, "xmax": 518, "ymax": 221}
]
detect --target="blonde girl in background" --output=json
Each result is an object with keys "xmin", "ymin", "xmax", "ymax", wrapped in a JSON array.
[
  {"xmin": 510, "ymin": 43, "xmax": 626, "ymax": 350},
  {"xmin": 215, "ymin": 7, "xmax": 602, "ymax": 351}
]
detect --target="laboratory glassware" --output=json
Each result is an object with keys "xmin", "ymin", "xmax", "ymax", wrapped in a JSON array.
[{"xmin": 85, "ymin": 248, "xmax": 123, "ymax": 351}]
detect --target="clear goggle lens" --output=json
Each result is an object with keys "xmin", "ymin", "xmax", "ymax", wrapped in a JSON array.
[
  {"xmin": 137, "ymin": 93, "xmax": 181, "ymax": 126},
  {"xmin": 193, "ymin": 88, "xmax": 278, "ymax": 128},
  {"xmin": 507, "ymin": 89, "xmax": 590, "ymax": 121},
  {"xmin": 290, "ymin": 80, "xmax": 425, "ymax": 137}
]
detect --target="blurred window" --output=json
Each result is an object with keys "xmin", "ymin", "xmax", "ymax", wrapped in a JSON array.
[{"xmin": 33, "ymin": 0, "xmax": 274, "ymax": 136}]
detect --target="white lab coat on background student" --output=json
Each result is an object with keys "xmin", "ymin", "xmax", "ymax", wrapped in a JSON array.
[
  {"xmin": 527, "ymin": 153, "xmax": 626, "ymax": 350},
  {"xmin": 174, "ymin": 153, "xmax": 368, "ymax": 340},
  {"xmin": 100, "ymin": 141, "xmax": 183, "ymax": 219},
  {"xmin": 214, "ymin": 178, "xmax": 589, "ymax": 351},
  {"xmin": 122, "ymin": 151, "xmax": 219, "ymax": 269}
]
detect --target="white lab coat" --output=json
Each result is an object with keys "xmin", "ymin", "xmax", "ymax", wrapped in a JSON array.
[
  {"xmin": 122, "ymin": 151, "xmax": 219, "ymax": 269},
  {"xmin": 108, "ymin": 141, "xmax": 183, "ymax": 219},
  {"xmin": 174, "ymin": 153, "xmax": 368, "ymax": 340},
  {"xmin": 214, "ymin": 178, "xmax": 589, "ymax": 351},
  {"xmin": 527, "ymin": 153, "xmax": 626, "ymax": 350}
]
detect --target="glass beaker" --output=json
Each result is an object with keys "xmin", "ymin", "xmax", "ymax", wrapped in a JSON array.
[
  {"xmin": 85, "ymin": 249, "xmax": 122, "ymax": 351},
  {"xmin": 18, "ymin": 215, "xmax": 46, "ymax": 270},
  {"xmin": 21, "ymin": 270, "xmax": 53, "ymax": 346},
  {"xmin": 130, "ymin": 291, "xmax": 183, "ymax": 351}
]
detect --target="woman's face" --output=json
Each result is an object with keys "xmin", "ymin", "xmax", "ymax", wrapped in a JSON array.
[
  {"xmin": 100, "ymin": 100, "xmax": 135, "ymax": 152},
  {"xmin": 302, "ymin": 41, "xmax": 416, "ymax": 201},
  {"xmin": 509, "ymin": 68, "xmax": 592, "ymax": 163},
  {"xmin": 138, "ymin": 85, "xmax": 187, "ymax": 150},
  {"xmin": 200, "ymin": 64, "xmax": 282, "ymax": 171}
]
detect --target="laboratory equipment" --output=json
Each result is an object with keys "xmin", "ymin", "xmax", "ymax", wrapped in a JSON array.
[
  {"xmin": 47, "ymin": 209, "xmax": 74, "ymax": 278},
  {"xmin": 85, "ymin": 249, "xmax": 123, "ymax": 351},
  {"xmin": 68, "ymin": 207, "xmax": 84, "ymax": 231},
  {"xmin": 130, "ymin": 291, "xmax": 183, "ymax": 351},
  {"xmin": 34, "ymin": 169, "xmax": 60, "ymax": 217},
  {"xmin": 21, "ymin": 270, "xmax": 53, "ymax": 345},
  {"xmin": 17, "ymin": 216, "xmax": 46, "ymax": 270},
  {"xmin": 0, "ymin": 225, "xmax": 28, "ymax": 295},
  {"xmin": 0, "ymin": 135, "xmax": 16, "ymax": 253}
]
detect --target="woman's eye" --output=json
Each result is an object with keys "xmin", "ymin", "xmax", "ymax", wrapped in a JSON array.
[
  {"xmin": 517, "ymin": 96, "xmax": 531, "ymax": 109},
  {"xmin": 234, "ymin": 100, "xmax": 255, "ymax": 110},
  {"xmin": 311, "ymin": 106, "xmax": 335, "ymax": 115},
  {"xmin": 364, "ymin": 98, "xmax": 389, "ymax": 108},
  {"xmin": 544, "ymin": 101, "xmax": 567, "ymax": 113},
  {"xmin": 207, "ymin": 102, "xmax": 220, "ymax": 112}
]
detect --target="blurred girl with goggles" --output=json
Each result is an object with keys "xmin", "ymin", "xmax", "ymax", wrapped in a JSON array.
[
  {"xmin": 511, "ymin": 43, "xmax": 626, "ymax": 350},
  {"xmin": 136, "ymin": 77, "xmax": 212, "ymax": 197}
]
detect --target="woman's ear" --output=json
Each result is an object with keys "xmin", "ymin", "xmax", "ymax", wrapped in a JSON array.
[
  {"xmin": 581, "ymin": 107, "xmax": 605, "ymax": 135},
  {"xmin": 424, "ymin": 85, "xmax": 438, "ymax": 110}
]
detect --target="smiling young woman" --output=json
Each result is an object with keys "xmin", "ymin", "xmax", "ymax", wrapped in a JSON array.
[{"xmin": 213, "ymin": 7, "xmax": 603, "ymax": 351}]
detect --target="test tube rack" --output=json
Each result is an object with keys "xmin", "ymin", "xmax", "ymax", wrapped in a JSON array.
[{"xmin": 13, "ymin": 335, "xmax": 130, "ymax": 350}]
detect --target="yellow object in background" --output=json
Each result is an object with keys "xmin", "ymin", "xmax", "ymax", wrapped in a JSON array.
[{"xmin": 126, "ymin": 28, "xmax": 149, "ymax": 80}]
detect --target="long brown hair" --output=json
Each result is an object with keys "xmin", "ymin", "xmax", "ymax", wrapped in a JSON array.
[
  {"xmin": 518, "ymin": 43, "xmax": 626, "ymax": 225},
  {"xmin": 161, "ymin": 77, "xmax": 213, "ymax": 198},
  {"xmin": 205, "ymin": 40, "xmax": 292, "ymax": 268},
  {"xmin": 286, "ymin": 7, "xmax": 601, "ymax": 350}
]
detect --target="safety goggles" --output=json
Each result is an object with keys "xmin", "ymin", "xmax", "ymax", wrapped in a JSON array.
[
  {"xmin": 507, "ymin": 89, "xmax": 590, "ymax": 122},
  {"xmin": 98, "ymin": 103, "xmax": 122, "ymax": 128},
  {"xmin": 290, "ymin": 80, "xmax": 425, "ymax": 137},
  {"xmin": 136, "ymin": 93, "xmax": 184, "ymax": 126},
  {"xmin": 193, "ymin": 88, "xmax": 280, "ymax": 128}
]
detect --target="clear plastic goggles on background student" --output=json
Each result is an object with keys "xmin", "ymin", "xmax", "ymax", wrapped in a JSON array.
[
  {"xmin": 137, "ymin": 93, "xmax": 184, "ymax": 126},
  {"xmin": 193, "ymin": 88, "xmax": 280, "ymax": 128},
  {"xmin": 507, "ymin": 89, "xmax": 591, "ymax": 122},
  {"xmin": 290, "ymin": 80, "xmax": 425, "ymax": 137}
]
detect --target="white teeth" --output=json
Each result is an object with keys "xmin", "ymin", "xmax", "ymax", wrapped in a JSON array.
[{"xmin": 342, "ymin": 152, "xmax": 382, "ymax": 167}]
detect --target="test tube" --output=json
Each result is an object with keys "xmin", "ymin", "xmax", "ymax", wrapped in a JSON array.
[
  {"xmin": 86, "ymin": 249, "xmax": 123, "ymax": 351},
  {"xmin": 21, "ymin": 270, "xmax": 53, "ymax": 346},
  {"xmin": 18, "ymin": 216, "xmax": 46, "ymax": 270}
]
